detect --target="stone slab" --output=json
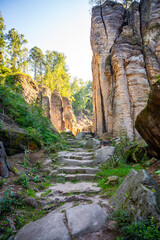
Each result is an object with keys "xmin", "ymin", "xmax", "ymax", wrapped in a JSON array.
[
  {"xmin": 14, "ymin": 213, "xmax": 71, "ymax": 240},
  {"xmin": 48, "ymin": 182, "xmax": 101, "ymax": 194},
  {"xmin": 66, "ymin": 204, "xmax": 108, "ymax": 237}
]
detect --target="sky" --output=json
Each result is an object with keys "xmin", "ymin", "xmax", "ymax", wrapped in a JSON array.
[{"xmin": 0, "ymin": 0, "xmax": 92, "ymax": 81}]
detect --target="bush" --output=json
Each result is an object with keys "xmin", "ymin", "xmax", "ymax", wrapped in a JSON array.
[
  {"xmin": 14, "ymin": 173, "xmax": 29, "ymax": 189},
  {"xmin": 113, "ymin": 210, "xmax": 160, "ymax": 240},
  {"xmin": 0, "ymin": 188, "xmax": 23, "ymax": 213},
  {"xmin": 0, "ymin": 82, "xmax": 64, "ymax": 151}
]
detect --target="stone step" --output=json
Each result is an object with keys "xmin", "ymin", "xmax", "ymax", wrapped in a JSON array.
[
  {"xmin": 58, "ymin": 167, "xmax": 100, "ymax": 174},
  {"xmin": 68, "ymin": 148, "xmax": 87, "ymax": 152},
  {"xmin": 57, "ymin": 173, "xmax": 96, "ymax": 181},
  {"xmin": 61, "ymin": 157, "xmax": 93, "ymax": 162},
  {"xmin": 68, "ymin": 145, "xmax": 81, "ymax": 149},
  {"xmin": 67, "ymin": 142, "xmax": 80, "ymax": 146},
  {"xmin": 69, "ymin": 155, "xmax": 93, "ymax": 160},
  {"xmin": 60, "ymin": 159, "xmax": 94, "ymax": 167},
  {"xmin": 74, "ymin": 153, "xmax": 94, "ymax": 157}
]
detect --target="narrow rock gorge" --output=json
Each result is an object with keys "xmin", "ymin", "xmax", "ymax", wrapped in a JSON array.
[{"xmin": 91, "ymin": 0, "xmax": 160, "ymax": 139}]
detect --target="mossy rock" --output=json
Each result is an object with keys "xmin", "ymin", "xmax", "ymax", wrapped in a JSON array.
[
  {"xmin": 125, "ymin": 145, "xmax": 148, "ymax": 164},
  {"xmin": 0, "ymin": 128, "xmax": 40, "ymax": 156}
]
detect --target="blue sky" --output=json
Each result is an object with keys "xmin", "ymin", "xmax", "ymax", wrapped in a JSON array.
[{"xmin": 0, "ymin": 0, "xmax": 92, "ymax": 81}]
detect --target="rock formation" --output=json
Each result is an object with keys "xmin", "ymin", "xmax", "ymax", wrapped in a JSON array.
[
  {"xmin": 135, "ymin": 79, "xmax": 160, "ymax": 156},
  {"xmin": 14, "ymin": 73, "xmax": 78, "ymax": 134},
  {"xmin": 111, "ymin": 169, "xmax": 160, "ymax": 223},
  {"xmin": 91, "ymin": 0, "xmax": 160, "ymax": 139},
  {"xmin": 0, "ymin": 112, "xmax": 40, "ymax": 155}
]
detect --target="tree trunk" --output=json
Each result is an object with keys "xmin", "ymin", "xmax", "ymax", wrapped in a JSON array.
[{"xmin": 0, "ymin": 141, "xmax": 12, "ymax": 178}]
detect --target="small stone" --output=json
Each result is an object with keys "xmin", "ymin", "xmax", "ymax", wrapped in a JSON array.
[
  {"xmin": 107, "ymin": 176, "xmax": 119, "ymax": 185},
  {"xmin": 24, "ymin": 197, "xmax": 39, "ymax": 208}
]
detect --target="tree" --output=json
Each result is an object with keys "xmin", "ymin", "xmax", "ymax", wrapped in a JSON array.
[
  {"xmin": 7, "ymin": 28, "xmax": 27, "ymax": 71},
  {"xmin": 71, "ymin": 78, "xmax": 93, "ymax": 115},
  {"xmin": 43, "ymin": 51, "xmax": 71, "ymax": 98},
  {"xmin": 29, "ymin": 46, "xmax": 44, "ymax": 81},
  {"xmin": 89, "ymin": 0, "xmax": 136, "ymax": 9},
  {"xmin": 0, "ymin": 12, "xmax": 6, "ymax": 65}
]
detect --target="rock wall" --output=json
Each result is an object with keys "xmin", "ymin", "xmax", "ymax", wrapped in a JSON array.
[
  {"xmin": 14, "ymin": 74, "xmax": 77, "ymax": 134},
  {"xmin": 91, "ymin": 0, "xmax": 160, "ymax": 139}
]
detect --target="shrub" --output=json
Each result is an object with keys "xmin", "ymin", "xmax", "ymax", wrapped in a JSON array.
[
  {"xmin": 14, "ymin": 173, "xmax": 29, "ymax": 189},
  {"xmin": 0, "ymin": 188, "xmax": 23, "ymax": 213},
  {"xmin": 113, "ymin": 210, "xmax": 160, "ymax": 240}
]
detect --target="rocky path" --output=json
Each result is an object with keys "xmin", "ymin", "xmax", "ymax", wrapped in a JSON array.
[{"xmin": 15, "ymin": 132, "xmax": 117, "ymax": 240}]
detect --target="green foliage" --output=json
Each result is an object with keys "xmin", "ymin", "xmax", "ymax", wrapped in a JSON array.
[
  {"xmin": 0, "ymin": 228, "xmax": 13, "ymax": 240},
  {"xmin": 26, "ymin": 189, "xmax": 36, "ymax": 197},
  {"xmin": 71, "ymin": 78, "xmax": 93, "ymax": 116},
  {"xmin": 0, "ymin": 188, "xmax": 23, "ymax": 213},
  {"xmin": 112, "ymin": 210, "xmax": 131, "ymax": 228},
  {"xmin": 41, "ymin": 190, "xmax": 52, "ymax": 197},
  {"xmin": 89, "ymin": 0, "xmax": 137, "ymax": 9},
  {"xmin": 6, "ymin": 28, "xmax": 28, "ymax": 71},
  {"xmin": 33, "ymin": 174, "xmax": 41, "ymax": 183},
  {"xmin": 155, "ymin": 170, "xmax": 160, "ymax": 176},
  {"xmin": 43, "ymin": 50, "xmax": 72, "ymax": 98},
  {"xmin": 14, "ymin": 173, "xmax": 29, "ymax": 189},
  {"xmin": 97, "ymin": 136, "xmax": 143, "ymax": 192},
  {"xmin": 29, "ymin": 46, "xmax": 44, "ymax": 81},
  {"xmin": 114, "ymin": 212, "xmax": 160, "ymax": 240},
  {"xmin": 0, "ymin": 178, "xmax": 6, "ymax": 187},
  {"xmin": 0, "ymin": 13, "xmax": 6, "ymax": 64},
  {"xmin": 0, "ymin": 78, "xmax": 65, "ymax": 150}
]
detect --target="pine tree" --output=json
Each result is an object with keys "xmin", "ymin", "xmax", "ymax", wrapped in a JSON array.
[
  {"xmin": 29, "ymin": 46, "xmax": 44, "ymax": 81},
  {"xmin": 0, "ymin": 12, "xmax": 6, "ymax": 65},
  {"xmin": 7, "ymin": 28, "xmax": 27, "ymax": 71}
]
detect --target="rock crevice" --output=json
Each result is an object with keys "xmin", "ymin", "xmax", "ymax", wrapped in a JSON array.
[{"xmin": 91, "ymin": 0, "xmax": 160, "ymax": 139}]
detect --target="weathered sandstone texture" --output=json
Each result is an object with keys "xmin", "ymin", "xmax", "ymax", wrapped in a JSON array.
[
  {"xmin": 91, "ymin": 0, "xmax": 160, "ymax": 139},
  {"xmin": 111, "ymin": 169, "xmax": 160, "ymax": 223},
  {"xmin": 135, "ymin": 79, "xmax": 160, "ymax": 156}
]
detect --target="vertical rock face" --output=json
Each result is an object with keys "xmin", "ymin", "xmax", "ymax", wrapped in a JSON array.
[
  {"xmin": 140, "ymin": 0, "xmax": 160, "ymax": 84},
  {"xmin": 14, "ymin": 75, "xmax": 76, "ymax": 133},
  {"xmin": 62, "ymin": 97, "xmax": 77, "ymax": 134},
  {"xmin": 91, "ymin": 0, "xmax": 160, "ymax": 139},
  {"xmin": 50, "ymin": 91, "xmax": 65, "ymax": 132}
]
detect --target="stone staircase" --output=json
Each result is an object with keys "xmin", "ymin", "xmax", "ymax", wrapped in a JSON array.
[{"xmin": 56, "ymin": 131, "xmax": 100, "ymax": 181}]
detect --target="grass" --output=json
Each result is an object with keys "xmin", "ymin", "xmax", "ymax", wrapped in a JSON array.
[
  {"xmin": 40, "ymin": 190, "xmax": 52, "ymax": 197},
  {"xmin": 96, "ymin": 136, "xmax": 145, "ymax": 195}
]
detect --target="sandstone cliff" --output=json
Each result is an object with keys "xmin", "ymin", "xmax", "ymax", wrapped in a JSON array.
[
  {"xmin": 13, "ymin": 74, "xmax": 78, "ymax": 134},
  {"xmin": 91, "ymin": 0, "xmax": 160, "ymax": 139}
]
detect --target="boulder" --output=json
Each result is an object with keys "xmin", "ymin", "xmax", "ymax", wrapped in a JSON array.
[
  {"xmin": 14, "ymin": 213, "xmax": 71, "ymax": 240},
  {"xmin": 76, "ymin": 132, "xmax": 94, "ymax": 140},
  {"xmin": 84, "ymin": 138, "xmax": 100, "ymax": 149},
  {"xmin": 0, "ymin": 113, "xmax": 40, "ymax": 155},
  {"xmin": 93, "ymin": 146, "xmax": 115, "ymax": 165},
  {"xmin": 107, "ymin": 176, "xmax": 119, "ymax": 186},
  {"xmin": 135, "ymin": 79, "xmax": 160, "ymax": 156},
  {"xmin": 111, "ymin": 169, "xmax": 160, "ymax": 222},
  {"xmin": 66, "ymin": 204, "xmax": 108, "ymax": 237}
]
